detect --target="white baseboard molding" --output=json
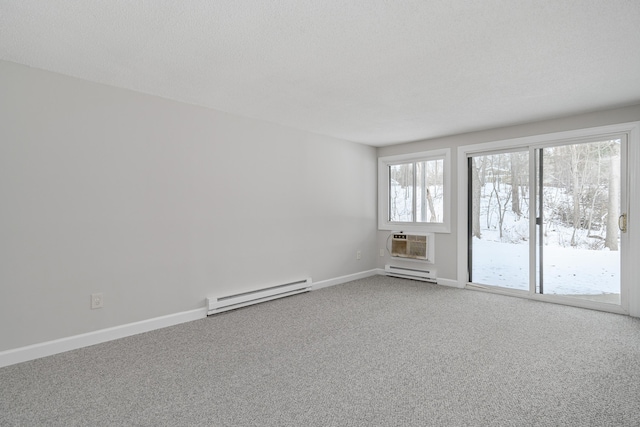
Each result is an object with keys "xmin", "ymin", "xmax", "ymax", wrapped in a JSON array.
[
  {"xmin": 375, "ymin": 268, "xmax": 463, "ymax": 289},
  {"xmin": 312, "ymin": 269, "xmax": 379, "ymax": 291},
  {"xmin": 0, "ymin": 307, "xmax": 207, "ymax": 368},
  {"xmin": 437, "ymin": 278, "xmax": 464, "ymax": 288}
]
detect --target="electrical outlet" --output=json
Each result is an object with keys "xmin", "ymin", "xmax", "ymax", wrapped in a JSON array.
[
  {"xmin": 380, "ymin": 248, "xmax": 385, "ymax": 257},
  {"xmin": 356, "ymin": 250, "xmax": 361, "ymax": 260},
  {"xmin": 91, "ymin": 293, "xmax": 103, "ymax": 309}
]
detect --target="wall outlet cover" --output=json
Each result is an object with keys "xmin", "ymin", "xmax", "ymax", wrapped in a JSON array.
[{"xmin": 91, "ymin": 293, "xmax": 103, "ymax": 309}]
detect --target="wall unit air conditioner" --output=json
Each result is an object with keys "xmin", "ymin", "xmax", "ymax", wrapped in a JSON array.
[{"xmin": 390, "ymin": 233, "xmax": 434, "ymax": 263}]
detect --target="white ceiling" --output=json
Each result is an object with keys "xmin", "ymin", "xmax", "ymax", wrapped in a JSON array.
[{"xmin": 2, "ymin": 1, "xmax": 640, "ymax": 146}]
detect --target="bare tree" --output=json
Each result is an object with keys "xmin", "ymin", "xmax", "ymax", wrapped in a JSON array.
[
  {"xmin": 491, "ymin": 183, "xmax": 511, "ymax": 239},
  {"xmin": 585, "ymin": 144, "xmax": 602, "ymax": 235},
  {"xmin": 605, "ymin": 143, "xmax": 620, "ymax": 250},
  {"xmin": 426, "ymin": 188, "xmax": 437, "ymax": 222},
  {"xmin": 510, "ymin": 152, "xmax": 522, "ymax": 217},
  {"xmin": 570, "ymin": 145, "xmax": 582, "ymax": 246}
]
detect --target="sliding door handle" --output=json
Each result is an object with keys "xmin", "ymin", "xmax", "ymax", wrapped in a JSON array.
[{"xmin": 618, "ymin": 213, "xmax": 627, "ymax": 233}]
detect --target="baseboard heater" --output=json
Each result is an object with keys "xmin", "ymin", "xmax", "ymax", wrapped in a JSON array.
[
  {"xmin": 207, "ymin": 278, "xmax": 312, "ymax": 315},
  {"xmin": 385, "ymin": 264, "xmax": 437, "ymax": 283}
]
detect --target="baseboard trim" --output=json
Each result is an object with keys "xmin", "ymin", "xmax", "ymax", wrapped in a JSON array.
[
  {"xmin": 375, "ymin": 268, "xmax": 463, "ymax": 289},
  {"xmin": 312, "ymin": 269, "xmax": 379, "ymax": 290},
  {"xmin": 0, "ymin": 307, "xmax": 207, "ymax": 368},
  {"xmin": 437, "ymin": 278, "xmax": 464, "ymax": 288}
]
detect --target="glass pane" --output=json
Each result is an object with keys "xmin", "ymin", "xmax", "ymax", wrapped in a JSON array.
[
  {"xmin": 416, "ymin": 159, "xmax": 444, "ymax": 223},
  {"xmin": 389, "ymin": 163, "xmax": 413, "ymax": 222},
  {"xmin": 540, "ymin": 140, "xmax": 621, "ymax": 303},
  {"xmin": 470, "ymin": 152, "xmax": 529, "ymax": 290}
]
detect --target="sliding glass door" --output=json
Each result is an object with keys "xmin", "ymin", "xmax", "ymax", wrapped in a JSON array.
[
  {"xmin": 536, "ymin": 139, "xmax": 623, "ymax": 303},
  {"xmin": 468, "ymin": 137, "xmax": 627, "ymax": 307}
]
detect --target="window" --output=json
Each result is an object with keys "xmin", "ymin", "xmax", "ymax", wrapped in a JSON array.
[{"xmin": 378, "ymin": 148, "xmax": 451, "ymax": 232}]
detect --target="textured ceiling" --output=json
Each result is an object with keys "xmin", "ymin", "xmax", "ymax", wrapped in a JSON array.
[{"xmin": 1, "ymin": 1, "xmax": 640, "ymax": 146}]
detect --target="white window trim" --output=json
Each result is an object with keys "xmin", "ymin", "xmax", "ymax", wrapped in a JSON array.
[{"xmin": 378, "ymin": 148, "xmax": 451, "ymax": 233}]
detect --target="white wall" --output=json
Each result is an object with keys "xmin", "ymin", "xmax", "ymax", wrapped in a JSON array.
[
  {"xmin": 377, "ymin": 104, "xmax": 640, "ymax": 313},
  {"xmin": 0, "ymin": 60, "xmax": 377, "ymax": 352}
]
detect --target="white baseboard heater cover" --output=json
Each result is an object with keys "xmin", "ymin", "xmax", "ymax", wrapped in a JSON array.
[
  {"xmin": 207, "ymin": 278, "xmax": 311, "ymax": 315},
  {"xmin": 385, "ymin": 264, "xmax": 437, "ymax": 283}
]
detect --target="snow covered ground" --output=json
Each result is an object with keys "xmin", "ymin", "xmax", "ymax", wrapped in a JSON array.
[
  {"xmin": 472, "ymin": 181, "xmax": 620, "ymax": 296},
  {"xmin": 472, "ymin": 238, "xmax": 619, "ymax": 295}
]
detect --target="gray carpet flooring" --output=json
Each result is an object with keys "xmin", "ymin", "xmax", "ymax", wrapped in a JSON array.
[{"xmin": 2, "ymin": 275, "xmax": 640, "ymax": 426}]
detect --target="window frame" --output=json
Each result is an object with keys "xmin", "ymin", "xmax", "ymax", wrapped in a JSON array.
[{"xmin": 378, "ymin": 148, "xmax": 451, "ymax": 233}]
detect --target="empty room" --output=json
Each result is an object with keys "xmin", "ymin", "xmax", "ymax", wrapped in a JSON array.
[{"xmin": 1, "ymin": 1, "xmax": 640, "ymax": 426}]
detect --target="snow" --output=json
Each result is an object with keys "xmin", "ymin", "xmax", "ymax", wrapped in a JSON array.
[
  {"xmin": 472, "ymin": 182, "xmax": 620, "ymax": 297},
  {"xmin": 390, "ymin": 184, "xmax": 443, "ymax": 223},
  {"xmin": 472, "ymin": 238, "xmax": 619, "ymax": 295}
]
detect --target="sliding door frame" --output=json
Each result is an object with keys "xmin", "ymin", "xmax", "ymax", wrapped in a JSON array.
[{"xmin": 457, "ymin": 121, "xmax": 640, "ymax": 316}]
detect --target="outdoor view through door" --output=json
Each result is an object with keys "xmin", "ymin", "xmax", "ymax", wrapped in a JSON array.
[
  {"xmin": 469, "ymin": 138, "xmax": 624, "ymax": 305},
  {"xmin": 469, "ymin": 150, "xmax": 530, "ymax": 290}
]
